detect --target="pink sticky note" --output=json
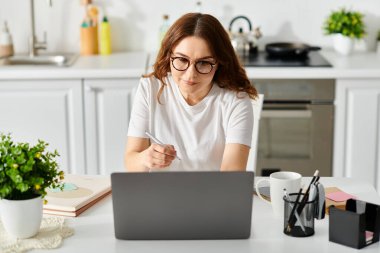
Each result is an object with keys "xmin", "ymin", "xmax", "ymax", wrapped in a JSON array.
[
  {"xmin": 326, "ymin": 191, "xmax": 356, "ymax": 202},
  {"xmin": 366, "ymin": 231, "xmax": 374, "ymax": 240}
]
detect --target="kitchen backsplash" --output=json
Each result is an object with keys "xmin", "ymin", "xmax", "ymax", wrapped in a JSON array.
[{"xmin": 0, "ymin": 0, "xmax": 379, "ymax": 54}]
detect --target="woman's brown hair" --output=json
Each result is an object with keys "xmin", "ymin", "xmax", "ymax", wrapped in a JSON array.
[{"xmin": 147, "ymin": 13, "xmax": 258, "ymax": 101}]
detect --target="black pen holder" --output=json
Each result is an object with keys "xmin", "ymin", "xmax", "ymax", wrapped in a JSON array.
[
  {"xmin": 329, "ymin": 199, "xmax": 380, "ymax": 249},
  {"xmin": 283, "ymin": 193, "xmax": 316, "ymax": 237}
]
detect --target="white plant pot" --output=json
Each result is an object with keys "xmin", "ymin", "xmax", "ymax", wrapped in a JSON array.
[
  {"xmin": 0, "ymin": 195, "xmax": 43, "ymax": 239},
  {"xmin": 333, "ymin": 34, "xmax": 354, "ymax": 56}
]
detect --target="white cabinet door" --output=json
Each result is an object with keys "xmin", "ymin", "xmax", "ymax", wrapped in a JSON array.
[
  {"xmin": 0, "ymin": 80, "xmax": 86, "ymax": 174},
  {"xmin": 334, "ymin": 79, "xmax": 380, "ymax": 190},
  {"xmin": 84, "ymin": 78, "xmax": 138, "ymax": 175}
]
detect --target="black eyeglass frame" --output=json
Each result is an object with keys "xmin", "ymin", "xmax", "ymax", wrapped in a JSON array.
[{"xmin": 170, "ymin": 56, "xmax": 217, "ymax": 74}]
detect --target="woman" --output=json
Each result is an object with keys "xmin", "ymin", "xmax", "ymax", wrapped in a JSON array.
[{"xmin": 125, "ymin": 13, "xmax": 258, "ymax": 172}]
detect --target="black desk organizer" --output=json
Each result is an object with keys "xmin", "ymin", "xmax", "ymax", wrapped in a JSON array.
[{"xmin": 329, "ymin": 199, "xmax": 380, "ymax": 249}]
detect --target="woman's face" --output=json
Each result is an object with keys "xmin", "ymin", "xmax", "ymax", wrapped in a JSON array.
[{"xmin": 170, "ymin": 36, "xmax": 217, "ymax": 101}]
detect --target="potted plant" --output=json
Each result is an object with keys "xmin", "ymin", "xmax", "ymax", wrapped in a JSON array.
[
  {"xmin": 323, "ymin": 8, "xmax": 366, "ymax": 55},
  {"xmin": 377, "ymin": 30, "xmax": 380, "ymax": 54},
  {"xmin": 0, "ymin": 133, "xmax": 64, "ymax": 239}
]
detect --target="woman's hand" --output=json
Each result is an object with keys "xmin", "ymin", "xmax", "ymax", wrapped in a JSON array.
[
  {"xmin": 142, "ymin": 143, "xmax": 177, "ymax": 169},
  {"xmin": 125, "ymin": 137, "xmax": 178, "ymax": 172}
]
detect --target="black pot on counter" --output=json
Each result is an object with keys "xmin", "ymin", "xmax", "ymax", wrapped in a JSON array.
[{"xmin": 265, "ymin": 42, "xmax": 321, "ymax": 58}]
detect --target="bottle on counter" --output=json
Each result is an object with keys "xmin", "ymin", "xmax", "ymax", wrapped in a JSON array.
[
  {"xmin": 100, "ymin": 16, "xmax": 112, "ymax": 55},
  {"xmin": 158, "ymin": 14, "xmax": 170, "ymax": 46},
  {"xmin": 0, "ymin": 21, "xmax": 14, "ymax": 58},
  {"xmin": 80, "ymin": 4, "xmax": 99, "ymax": 55}
]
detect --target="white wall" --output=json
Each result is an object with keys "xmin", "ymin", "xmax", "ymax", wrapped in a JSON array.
[{"xmin": 0, "ymin": 0, "xmax": 379, "ymax": 54}]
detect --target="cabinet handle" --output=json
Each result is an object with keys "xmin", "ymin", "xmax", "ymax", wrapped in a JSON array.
[{"xmin": 261, "ymin": 109, "xmax": 312, "ymax": 118}]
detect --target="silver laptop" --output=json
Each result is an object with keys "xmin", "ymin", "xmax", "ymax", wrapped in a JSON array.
[{"xmin": 111, "ymin": 171, "xmax": 254, "ymax": 240}]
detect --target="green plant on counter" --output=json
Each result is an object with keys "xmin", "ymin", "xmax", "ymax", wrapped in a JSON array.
[
  {"xmin": 0, "ymin": 133, "xmax": 64, "ymax": 201},
  {"xmin": 377, "ymin": 30, "xmax": 380, "ymax": 41},
  {"xmin": 323, "ymin": 8, "xmax": 366, "ymax": 39}
]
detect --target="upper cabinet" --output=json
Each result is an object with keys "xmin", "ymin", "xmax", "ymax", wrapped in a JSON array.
[
  {"xmin": 84, "ymin": 78, "xmax": 139, "ymax": 175},
  {"xmin": 333, "ymin": 78, "xmax": 380, "ymax": 190},
  {"xmin": 0, "ymin": 79, "xmax": 86, "ymax": 174}
]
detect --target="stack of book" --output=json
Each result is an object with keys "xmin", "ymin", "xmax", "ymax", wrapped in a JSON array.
[{"xmin": 43, "ymin": 174, "xmax": 111, "ymax": 217}]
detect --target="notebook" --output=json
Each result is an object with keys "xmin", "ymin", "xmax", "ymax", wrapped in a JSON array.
[
  {"xmin": 325, "ymin": 187, "xmax": 355, "ymax": 214},
  {"xmin": 43, "ymin": 174, "xmax": 111, "ymax": 217},
  {"xmin": 111, "ymin": 171, "xmax": 254, "ymax": 240}
]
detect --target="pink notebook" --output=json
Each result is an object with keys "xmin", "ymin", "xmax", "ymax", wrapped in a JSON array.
[{"xmin": 326, "ymin": 191, "xmax": 355, "ymax": 202}]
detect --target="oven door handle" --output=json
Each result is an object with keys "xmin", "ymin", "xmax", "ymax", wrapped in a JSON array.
[{"xmin": 261, "ymin": 105, "xmax": 312, "ymax": 118}]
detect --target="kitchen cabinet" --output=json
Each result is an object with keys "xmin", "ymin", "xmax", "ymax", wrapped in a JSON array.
[
  {"xmin": 333, "ymin": 78, "xmax": 380, "ymax": 190},
  {"xmin": 0, "ymin": 79, "xmax": 86, "ymax": 174},
  {"xmin": 84, "ymin": 78, "xmax": 139, "ymax": 175}
]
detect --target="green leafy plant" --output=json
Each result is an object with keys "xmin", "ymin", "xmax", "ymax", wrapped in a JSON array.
[
  {"xmin": 377, "ymin": 31, "xmax": 380, "ymax": 41},
  {"xmin": 0, "ymin": 133, "xmax": 64, "ymax": 200},
  {"xmin": 323, "ymin": 8, "xmax": 366, "ymax": 39}
]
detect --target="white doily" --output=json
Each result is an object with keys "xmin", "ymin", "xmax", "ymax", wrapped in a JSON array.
[{"xmin": 0, "ymin": 217, "xmax": 74, "ymax": 253}]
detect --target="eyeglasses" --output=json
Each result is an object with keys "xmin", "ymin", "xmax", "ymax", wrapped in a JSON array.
[{"xmin": 170, "ymin": 56, "xmax": 216, "ymax": 74}]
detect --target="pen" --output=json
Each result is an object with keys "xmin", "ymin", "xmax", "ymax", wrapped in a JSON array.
[
  {"xmin": 283, "ymin": 188, "xmax": 307, "ymax": 234},
  {"xmin": 145, "ymin": 131, "xmax": 181, "ymax": 160},
  {"xmin": 286, "ymin": 187, "xmax": 303, "ymax": 233}
]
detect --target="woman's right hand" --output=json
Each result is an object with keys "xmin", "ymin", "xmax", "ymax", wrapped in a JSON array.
[{"xmin": 142, "ymin": 143, "xmax": 177, "ymax": 170}]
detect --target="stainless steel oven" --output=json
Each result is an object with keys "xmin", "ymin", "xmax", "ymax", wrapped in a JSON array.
[{"xmin": 253, "ymin": 79, "xmax": 335, "ymax": 177}]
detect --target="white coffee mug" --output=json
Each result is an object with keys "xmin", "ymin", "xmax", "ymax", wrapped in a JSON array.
[{"xmin": 255, "ymin": 171, "xmax": 302, "ymax": 218}]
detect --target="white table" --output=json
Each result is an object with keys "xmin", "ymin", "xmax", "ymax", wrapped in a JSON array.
[{"xmin": 38, "ymin": 177, "xmax": 380, "ymax": 253}]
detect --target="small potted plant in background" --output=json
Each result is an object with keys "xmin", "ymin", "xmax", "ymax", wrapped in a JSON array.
[
  {"xmin": 0, "ymin": 133, "xmax": 64, "ymax": 239},
  {"xmin": 377, "ymin": 30, "xmax": 380, "ymax": 54},
  {"xmin": 323, "ymin": 8, "xmax": 366, "ymax": 55}
]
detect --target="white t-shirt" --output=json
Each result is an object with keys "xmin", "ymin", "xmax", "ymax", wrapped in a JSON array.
[{"xmin": 127, "ymin": 74, "xmax": 253, "ymax": 171}]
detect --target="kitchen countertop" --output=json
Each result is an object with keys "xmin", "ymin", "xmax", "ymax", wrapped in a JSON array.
[
  {"xmin": 245, "ymin": 51, "xmax": 380, "ymax": 79},
  {"xmin": 0, "ymin": 52, "xmax": 148, "ymax": 79},
  {"xmin": 0, "ymin": 50, "xmax": 379, "ymax": 80}
]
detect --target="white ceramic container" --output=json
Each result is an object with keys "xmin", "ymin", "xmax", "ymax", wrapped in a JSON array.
[
  {"xmin": 0, "ymin": 195, "xmax": 43, "ymax": 239},
  {"xmin": 333, "ymin": 34, "xmax": 354, "ymax": 56}
]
